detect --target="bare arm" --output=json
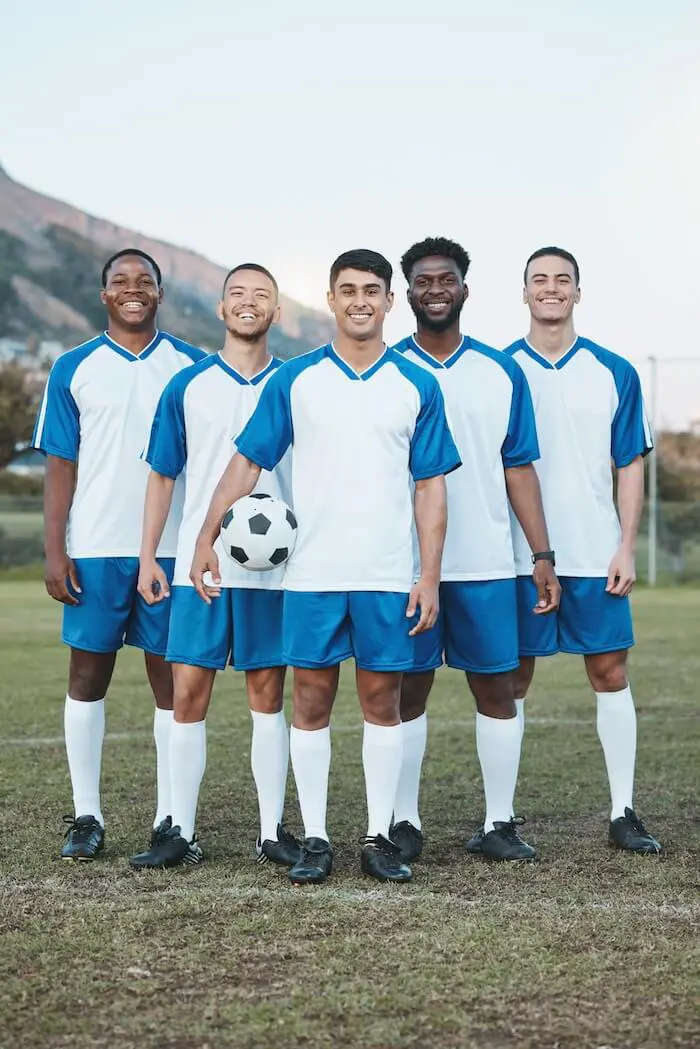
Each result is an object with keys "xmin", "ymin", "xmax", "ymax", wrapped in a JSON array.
[
  {"xmin": 407, "ymin": 474, "xmax": 447, "ymax": 635},
  {"xmin": 505, "ymin": 463, "xmax": 560, "ymax": 614},
  {"xmin": 137, "ymin": 471, "xmax": 176, "ymax": 605},
  {"xmin": 190, "ymin": 453, "xmax": 261, "ymax": 602},
  {"xmin": 608, "ymin": 455, "xmax": 645, "ymax": 596},
  {"xmin": 43, "ymin": 454, "xmax": 80, "ymax": 605}
]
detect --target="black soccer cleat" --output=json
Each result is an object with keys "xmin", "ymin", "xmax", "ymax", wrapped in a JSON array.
[
  {"xmin": 150, "ymin": 815, "xmax": 172, "ymax": 848},
  {"xmin": 480, "ymin": 819, "xmax": 537, "ymax": 861},
  {"xmin": 288, "ymin": 837, "xmax": 333, "ymax": 885},
  {"xmin": 361, "ymin": 835, "xmax": 413, "ymax": 883},
  {"xmin": 129, "ymin": 824, "xmax": 204, "ymax": 869},
  {"xmin": 390, "ymin": 820, "xmax": 424, "ymax": 863},
  {"xmin": 256, "ymin": 823, "xmax": 304, "ymax": 867},
  {"xmin": 61, "ymin": 814, "xmax": 105, "ymax": 861},
  {"xmin": 609, "ymin": 808, "xmax": 661, "ymax": 854}
]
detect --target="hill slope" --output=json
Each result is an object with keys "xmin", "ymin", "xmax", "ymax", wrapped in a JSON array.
[{"xmin": 0, "ymin": 164, "xmax": 333, "ymax": 357}]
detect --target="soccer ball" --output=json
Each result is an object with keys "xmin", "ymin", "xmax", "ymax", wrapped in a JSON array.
[{"xmin": 220, "ymin": 494, "xmax": 298, "ymax": 571}]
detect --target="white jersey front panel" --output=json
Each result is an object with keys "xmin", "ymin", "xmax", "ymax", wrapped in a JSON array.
[
  {"xmin": 146, "ymin": 354, "xmax": 291, "ymax": 588},
  {"xmin": 235, "ymin": 344, "xmax": 462, "ymax": 593},
  {"xmin": 396, "ymin": 336, "xmax": 540, "ymax": 581},
  {"xmin": 32, "ymin": 331, "xmax": 204, "ymax": 558},
  {"xmin": 506, "ymin": 337, "xmax": 653, "ymax": 577}
]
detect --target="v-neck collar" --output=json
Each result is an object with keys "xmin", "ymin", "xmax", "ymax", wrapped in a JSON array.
[
  {"xmin": 327, "ymin": 343, "xmax": 390, "ymax": 381},
  {"xmin": 215, "ymin": 353, "xmax": 278, "ymax": 386},
  {"xmin": 519, "ymin": 336, "xmax": 582, "ymax": 370},
  {"xmin": 407, "ymin": 334, "xmax": 468, "ymax": 370},
  {"xmin": 102, "ymin": 329, "xmax": 163, "ymax": 361}
]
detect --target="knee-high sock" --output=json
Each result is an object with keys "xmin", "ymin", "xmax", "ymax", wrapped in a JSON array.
[
  {"xmin": 514, "ymin": 698, "xmax": 525, "ymax": 741},
  {"xmin": 363, "ymin": 721, "xmax": 403, "ymax": 839},
  {"xmin": 169, "ymin": 720, "xmax": 206, "ymax": 843},
  {"xmin": 476, "ymin": 713, "xmax": 522, "ymax": 833},
  {"xmin": 392, "ymin": 713, "xmax": 427, "ymax": 829},
  {"xmin": 64, "ymin": 695, "xmax": 105, "ymax": 826},
  {"xmin": 290, "ymin": 725, "xmax": 331, "ymax": 841},
  {"xmin": 153, "ymin": 708, "xmax": 173, "ymax": 828},
  {"xmin": 250, "ymin": 710, "xmax": 289, "ymax": 842},
  {"xmin": 596, "ymin": 686, "xmax": 636, "ymax": 820}
]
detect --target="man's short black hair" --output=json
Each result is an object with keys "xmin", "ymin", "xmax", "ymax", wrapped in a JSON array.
[
  {"xmin": 524, "ymin": 246, "xmax": 580, "ymax": 287},
  {"xmin": 329, "ymin": 249, "xmax": 392, "ymax": 292},
  {"xmin": 222, "ymin": 263, "xmax": 279, "ymax": 297},
  {"xmin": 400, "ymin": 237, "xmax": 471, "ymax": 282},
  {"xmin": 101, "ymin": 248, "xmax": 162, "ymax": 287}
]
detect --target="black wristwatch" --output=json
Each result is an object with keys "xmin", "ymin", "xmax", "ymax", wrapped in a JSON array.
[{"xmin": 532, "ymin": 550, "xmax": 556, "ymax": 566}]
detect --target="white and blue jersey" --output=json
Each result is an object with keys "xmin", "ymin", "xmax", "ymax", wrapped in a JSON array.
[
  {"xmin": 395, "ymin": 335, "xmax": 539, "ymax": 581},
  {"xmin": 145, "ymin": 353, "xmax": 290, "ymax": 589},
  {"xmin": 32, "ymin": 331, "xmax": 204, "ymax": 558},
  {"xmin": 505, "ymin": 337, "xmax": 653, "ymax": 578},
  {"xmin": 235, "ymin": 343, "xmax": 461, "ymax": 595}
]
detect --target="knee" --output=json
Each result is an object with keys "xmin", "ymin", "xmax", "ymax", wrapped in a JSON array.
[
  {"xmin": 587, "ymin": 660, "xmax": 628, "ymax": 694},
  {"xmin": 68, "ymin": 659, "xmax": 113, "ymax": 701},
  {"xmin": 247, "ymin": 669, "xmax": 284, "ymax": 715},
  {"xmin": 512, "ymin": 659, "xmax": 535, "ymax": 700},
  {"xmin": 173, "ymin": 682, "xmax": 209, "ymax": 723},
  {"xmin": 469, "ymin": 672, "xmax": 515, "ymax": 718},
  {"xmin": 294, "ymin": 681, "xmax": 334, "ymax": 729},
  {"xmin": 400, "ymin": 673, "xmax": 432, "ymax": 721}
]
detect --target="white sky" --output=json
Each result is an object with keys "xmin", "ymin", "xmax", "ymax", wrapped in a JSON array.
[{"xmin": 1, "ymin": 0, "xmax": 699, "ymax": 426}]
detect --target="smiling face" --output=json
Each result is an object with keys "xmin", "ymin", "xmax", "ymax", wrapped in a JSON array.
[
  {"xmin": 100, "ymin": 254, "xmax": 162, "ymax": 331},
  {"xmin": 218, "ymin": 268, "xmax": 279, "ymax": 341},
  {"xmin": 407, "ymin": 255, "xmax": 467, "ymax": 333},
  {"xmin": 327, "ymin": 268, "xmax": 394, "ymax": 342},
  {"xmin": 524, "ymin": 254, "xmax": 580, "ymax": 323}
]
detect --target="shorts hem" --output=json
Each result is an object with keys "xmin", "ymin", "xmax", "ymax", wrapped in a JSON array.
[
  {"xmin": 62, "ymin": 636, "xmax": 123, "ymax": 654},
  {"xmin": 284, "ymin": 651, "xmax": 353, "ymax": 669},
  {"xmin": 355, "ymin": 660, "xmax": 416, "ymax": 672},
  {"xmin": 166, "ymin": 653, "xmax": 226, "ymax": 670},
  {"xmin": 559, "ymin": 639, "xmax": 635, "ymax": 656},
  {"xmin": 126, "ymin": 638, "xmax": 167, "ymax": 657},
  {"xmin": 445, "ymin": 657, "xmax": 520, "ymax": 674},
  {"xmin": 232, "ymin": 660, "xmax": 286, "ymax": 671},
  {"xmin": 518, "ymin": 647, "xmax": 558, "ymax": 658},
  {"xmin": 406, "ymin": 661, "xmax": 443, "ymax": 674}
]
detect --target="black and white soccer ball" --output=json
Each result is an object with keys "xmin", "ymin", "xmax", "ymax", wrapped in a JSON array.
[{"xmin": 220, "ymin": 494, "xmax": 298, "ymax": 571}]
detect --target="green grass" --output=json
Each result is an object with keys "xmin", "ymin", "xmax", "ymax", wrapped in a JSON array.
[{"xmin": 1, "ymin": 584, "xmax": 698, "ymax": 1049}]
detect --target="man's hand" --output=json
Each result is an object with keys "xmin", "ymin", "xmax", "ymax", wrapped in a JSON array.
[
  {"xmin": 606, "ymin": 546, "xmax": 636, "ymax": 596},
  {"xmin": 532, "ymin": 561, "xmax": 561, "ymax": 615},
  {"xmin": 406, "ymin": 575, "xmax": 439, "ymax": 636},
  {"xmin": 45, "ymin": 552, "xmax": 81, "ymax": 606},
  {"xmin": 190, "ymin": 540, "xmax": 222, "ymax": 604},
  {"xmin": 137, "ymin": 558, "xmax": 171, "ymax": 606}
]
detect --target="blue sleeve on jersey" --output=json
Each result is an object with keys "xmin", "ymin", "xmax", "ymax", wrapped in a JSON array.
[
  {"xmin": 145, "ymin": 376, "xmax": 188, "ymax": 479},
  {"xmin": 31, "ymin": 355, "xmax": 81, "ymax": 461},
  {"xmin": 410, "ymin": 377, "xmax": 462, "ymax": 481},
  {"xmin": 166, "ymin": 333, "xmax": 208, "ymax": 364},
  {"xmin": 502, "ymin": 361, "xmax": 540, "ymax": 467},
  {"xmin": 610, "ymin": 361, "xmax": 653, "ymax": 467},
  {"xmin": 235, "ymin": 367, "xmax": 294, "ymax": 470}
]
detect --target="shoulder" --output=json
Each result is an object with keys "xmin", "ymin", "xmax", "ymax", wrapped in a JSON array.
[
  {"xmin": 269, "ymin": 344, "xmax": 331, "ymax": 386},
  {"xmin": 578, "ymin": 338, "xmax": 640, "ymax": 381},
  {"xmin": 502, "ymin": 338, "xmax": 527, "ymax": 358},
  {"xmin": 386, "ymin": 349, "xmax": 441, "ymax": 397},
  {"xmin": 166, "ymin": 353, "xmax": 218, "ymax": 399},
  {"xmin": 49, "ymin": 335, "xmax": 105, "ymax": 384},
  {"xmin": 159, "ymin": 332, "xmax": 207, "ymax": 363},
  {"xmin": 389, "ymin": 336, "xmax": 414, "ymax": 355},
  {"xmin": 468, "ymin": 337, "xmax": 524, "ymax": 381}
]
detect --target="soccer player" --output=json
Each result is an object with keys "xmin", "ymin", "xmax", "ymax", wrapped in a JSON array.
[
  {"xmin": 32, "ymin": 249, "xmax": 204, "ymax": 861},
  {"xmin": 129, "ymin": 263, "xmax": 300, "ymax": 870},
  {"xmin": 392, "ymin": 237, "xmax": 560, "ymax": 863},
  {"xmin": 191, "ymin": 249, "xmax": 461, "ymax": 885},
  {"xmin": 506, "ymin": 246, "xmax": 661, "ymax": 853}
]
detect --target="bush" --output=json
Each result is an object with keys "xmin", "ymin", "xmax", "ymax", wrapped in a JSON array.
[
  {"xmin": 0, "ymin": 471, "xmax": 44, "ymax": 497},
  {"xmin": 0, "ymin": 526, "xmax": 44, "ymax": 567}
]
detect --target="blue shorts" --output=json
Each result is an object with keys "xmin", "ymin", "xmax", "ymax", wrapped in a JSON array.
[
  {"xmin": 166, "ymin": 585, "xmax": 284, "ymax": 671},
  {"xmin": 62, "ymin": 557, "xmax": 175, "ymax": 656},
  {"xmin": 516, "ymin": 576, "xmax": 635, "ymax": 656},
  {"xmin": 410, "ymin": 579, "xmax": 519, "ymax": 675},
  {"xmin": 283, "ymin": 591, "xmax": 417, "ymax": 671}
]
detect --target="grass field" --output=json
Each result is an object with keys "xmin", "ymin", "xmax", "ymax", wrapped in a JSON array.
[{"xmin": 1, "ymin": 583, "xmax": 698, "ymax": 1049}]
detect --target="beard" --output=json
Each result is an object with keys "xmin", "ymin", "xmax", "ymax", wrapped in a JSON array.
[
  {"xmin": 226, "ymin": 314, "xmax": 276, "ymax": 342},
  {"xmin": 412, "ymin": 300, "xmax": 464, "ymax": 333}
]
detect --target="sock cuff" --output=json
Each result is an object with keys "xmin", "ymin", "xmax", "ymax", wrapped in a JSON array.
[
  {"xmin": 363, "ymin": 720, "xmax": 402, "ymax": 746},
  {"xmin": 153, "ymin": 707, "xmax": 173, "ymax": 725},
  {"xmin": 595, "ymin": 686, "xmax": 633, "ymax": 706},
  {"xmin": 402, "ymin": 712, "xmax": 427, "ymax": 738},
  {"xmin": 290, "ymin": 724, "xmax": 330, "ymax": 749},
  {"xmin": 250, "ymin": 709, "xmax": 286, "ymax": 726},
  {"xmin": 171, "ymin": 719, "xmax": 206, "ymax": 740},
  {"xmin": 66, "ymin": 694, "xmax": 105, "ymax": 707},
  {"xmin": 475, "ymin": 711, "xmax": 519, "ymax": 734}
]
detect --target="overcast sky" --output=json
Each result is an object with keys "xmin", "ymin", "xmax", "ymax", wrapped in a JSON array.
[{"xmin": 1, "ymin": 0, "xmax": 699, "ymax": 426}]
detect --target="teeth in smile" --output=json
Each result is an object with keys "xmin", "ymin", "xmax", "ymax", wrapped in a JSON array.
[
  {"xmin": 123, "ymin": 301, "xmax": 144, "ymax": 310},
  {"xmin": 239, "ymin": 313, "xmax": 256, "ymax": 320}
]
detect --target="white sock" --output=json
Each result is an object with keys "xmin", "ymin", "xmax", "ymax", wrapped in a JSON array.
[
  {"xmin": 290, "ymin": 725, "xmax": 331, "ymax": 841},
  {"xmin": 153, "ymin": 708, "xmax": 173, "ymax": 828},
  {"xmin": 250, "ymin": 710, "xmax": 289, "ymax": 843},
  {"xmin": 515, "ymin": 698, "xmax": 525, "ymax": 741},
  {"xmin": 476, "ymin": 713, "xmax": 522, "ymax": 833},
  {"xmin": 596, "ymin": 686, "xmax": 637, "ymax": 820},
  {"xmin": 393, "ymin": 713, "xmax": 427, "ymax": 829},
  {"xmin": 64, "ymin": 695, "xmax": 105, "ymax": 826},
  {"xmin": 363, "ymin": 721, "xmax": 403, "ymax": 839},
  {"xmin": 169, "ymin": 720, "xmax": 206, "ymax": 842}
]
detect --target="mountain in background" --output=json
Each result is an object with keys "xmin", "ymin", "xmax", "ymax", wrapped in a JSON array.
[{"xmin": 0, "ymin": 163, "xmax": 333, "ymax": 358}]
